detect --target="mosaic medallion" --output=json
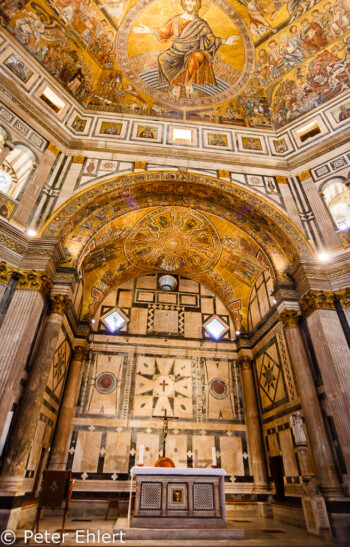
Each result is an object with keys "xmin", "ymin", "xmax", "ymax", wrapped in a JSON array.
[
  {"xmin": 209, "ymin": 377, "xmax": 229, "ymax": 399},
  {"xmin": 96, "ymin": 372, "xmax": 117, "ymax": 394},
  {"xmin": 117, "ymin": 0, "xmax": 255, "ymax": 108},
  {"xmin": 124, "ymin": 207, "xmax": 221, "ymax": 273}
]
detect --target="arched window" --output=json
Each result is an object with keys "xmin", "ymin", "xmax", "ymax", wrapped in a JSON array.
[
  {"xmin": 0, "ymin": 169, "xmax": 12, "ymax": 194},
  {"xmin": 4, "ymin": 144, "xmax": 35, "ymax": 198},
  {"xmin": 322, "ymin": 178, "xmax": 350, "ymax": 231}
]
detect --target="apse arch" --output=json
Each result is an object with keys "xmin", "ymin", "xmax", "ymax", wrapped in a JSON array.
[
  {"xmin": 41, "ymin": 171, "xmax": 312, "ymax": 257},
  {"xmin": 41, "ymin": 172, "xmax": 313, "ymax": 326}
]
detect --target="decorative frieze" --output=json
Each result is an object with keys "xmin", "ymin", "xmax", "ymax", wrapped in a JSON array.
[{"xmin": 299, "ymin": 290, "xmax": 335, "ymax": 317}]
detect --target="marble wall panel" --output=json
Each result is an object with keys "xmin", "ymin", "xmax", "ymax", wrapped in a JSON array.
[
  {"xmin": 192, "ymin": 435, "xmax": 214, "ymax": 468},
  {"xmin": 79, "ymin": 431, "xmax": 102, "ymax": 473},
  {"xmin": 279, "ymin": 429, "xmax": 298, "ymax": 477},
  {"xmin": 166, "ymin": 435, "xmax": 188, "ymax": 468},
  {"xmin": 136, "ymin": 433, "xmax": 160, "ymax": 467},
  {"xmin": 220, "ymin": 436, "xmax": 244, "ymax": 476},
  {"xmin": 104, "ymin": 432, "xmax": 131, "ymax": 473}
]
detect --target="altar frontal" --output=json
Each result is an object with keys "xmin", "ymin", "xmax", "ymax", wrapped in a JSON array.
[{"xmin": 129, "ymin": 467, "xmax": 227, "ymax": 528}]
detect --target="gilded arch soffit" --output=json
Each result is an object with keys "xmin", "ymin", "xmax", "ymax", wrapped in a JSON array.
[
  {"xmin": 41, "ymin": 171, "xmax": 312, "ymax": 266},
  {"xmin": 79, "ymin": 206, "xmax": 271, "ymax": 323}
]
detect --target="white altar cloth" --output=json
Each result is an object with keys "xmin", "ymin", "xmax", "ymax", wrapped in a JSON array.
[{"xmin": 131, "ymin": 467, "xmax": 226, "ymax": 476}]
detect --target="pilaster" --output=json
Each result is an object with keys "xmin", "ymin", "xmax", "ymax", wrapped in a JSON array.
[{"xmin": 237, "ymin": 352, "xmax": 269, "ymax": 494}]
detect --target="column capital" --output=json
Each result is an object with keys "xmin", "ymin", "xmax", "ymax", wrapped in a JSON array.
[
  {"xmin": 72, "ymin": 344, "xmax": 88, "ymax": 361},
  {"xmin": 298, "ymin": 169, "xmax": 312, "ymax": 182},
  {"xmin": 0, "ymin": 262, "xmax": 53, "ymax": 296},
  {"xmin": 279, "ymin": 309, "xmax": 302, "ymax": 328},
  {"xmin": 299, "ymin": 290, "xmax": 335, "ymax": 317},
  {"xmin": 275, "ymin": 175, "xmax": 288, "ymax": 185},
  {"xmin": 16, "ymin": 270, "xmax": 53, "ymax": 296},
  {"xmin": 47, "ymin": 142, "xmax": 61, "ymax": 156},
  {"xmin": 334, "ymin": 288, "xmax": 350, "ymax": 309},
  {"xmin": 238, "ymin": 355, "xmax": 254, "ymax": 370},
  {"xmin": 48, "ymin": 294, "xmax": 71, "ymax": 316},
  {"xmin": 0, "ymin": 261, "xmax": 16, "ymax": 285}
]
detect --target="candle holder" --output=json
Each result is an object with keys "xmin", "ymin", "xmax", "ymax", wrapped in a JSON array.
[
  {"xmin": 211, "ymin": 465, "xmax": 218, "ymax": 468},
  {"xmin": 136, "ymin": 463, "xmax": 144, "ymax": 467}
]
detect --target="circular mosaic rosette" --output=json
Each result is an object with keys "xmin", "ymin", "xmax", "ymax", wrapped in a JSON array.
[{"xmin": 96, "ymin": 372, "xmax": 117, "ymax": 394}]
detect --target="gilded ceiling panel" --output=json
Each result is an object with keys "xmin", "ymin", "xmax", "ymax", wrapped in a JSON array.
[{"xmin": 1, "ymin": 0, "xmax": 349, "ymax": 128}]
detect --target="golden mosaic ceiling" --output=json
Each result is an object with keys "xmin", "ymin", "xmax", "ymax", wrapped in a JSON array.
[{"xmin": 1, "ymin": 0, "xmax": 350, "ymax": 128}]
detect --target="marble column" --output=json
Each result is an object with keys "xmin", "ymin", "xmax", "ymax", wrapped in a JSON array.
[
  {"xmin": 0, "ymin": 266, "xmax": 52, "ymax": 439},
  {"xmin": 0, "ymin": 142, "xmax": 13, "ymax": 166},
  {"xmin": 299, "ymin": 291, "xmax": 350, "ymax": 479},
  {"xmin": 238, "ymin": 355, "xmax": 269, "ymax": 493},
  {"xmin": 297, "ymin": 170, "xmax": 340, "ymax": 249},
  {"xmin": 1, "ymin": 294, "xmax": 70, "ymax": 479},
  {"xmin": 13, "ymin": 142, "xmax": 60, "ymax": 226},
  {"xmin": 279, "ymin": 309, "xmax": 342, "ymax": 496},
  {"xmin": 50, "ymin": 345, "xmax": 88, "ymax": 469}
]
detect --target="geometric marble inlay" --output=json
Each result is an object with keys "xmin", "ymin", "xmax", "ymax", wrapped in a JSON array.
[
  {"xmin": 140, "ymin": 482, "xmax": 162, "ymax": 509},
  {"xmin": 193, "ymin": 483, "xmax": 214, "ymax": 510}
]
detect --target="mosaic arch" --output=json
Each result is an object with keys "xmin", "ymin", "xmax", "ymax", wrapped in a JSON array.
[{"xmin": 41, "ymin": 171, "xmax": 313, "ymax": 323}]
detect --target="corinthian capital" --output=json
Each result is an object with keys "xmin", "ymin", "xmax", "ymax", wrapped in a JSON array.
[
  {"xmin": 72, "ymin": 345, "xmax": 88, "ymax": 362},
  {"xmin": 279, "ymin": 310, "xmax": 302, "ymax": 328},
  {"xmin": 335, "ymin": 288, "xmax": 350, "ymax": 309},
  {"xmin": 16, "ymin": 271, "xmax": 53, "ymax": 296},
  {"xmin": 49, "ymin": 294, "xmax": 71, "ymax": 316},
  {"xmin": 299, "ymin": 290, "xmax": 335, "ymax": 317},
  {"xmin": 238, "ymin": 355, "xmax": 253, "ymax": 370}
]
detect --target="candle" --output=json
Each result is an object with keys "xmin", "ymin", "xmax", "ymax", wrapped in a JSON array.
[
  {"xmin": 212, "ymin": 446, "xmax": 217, "ymax": 467},
  {"xmin": 138, "ymin": 444, "xmax": 144, "ymax": 465}
]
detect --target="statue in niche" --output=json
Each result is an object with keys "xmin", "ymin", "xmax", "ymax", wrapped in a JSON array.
[{"xmin": 290, "ymin": 411, "xmax": 307, "ymax": 446}]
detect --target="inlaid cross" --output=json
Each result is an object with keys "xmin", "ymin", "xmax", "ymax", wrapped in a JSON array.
[
  {"xmin": 153, "ymin": 409, "xmax": 178, "ymax": 457},
  {"xmin": 159, "ymin": 379, "xmax": 168, "ymax": 392}
]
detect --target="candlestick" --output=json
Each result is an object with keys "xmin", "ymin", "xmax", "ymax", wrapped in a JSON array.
[
  {"xmin": 212, "ymin": 446, "xmax": 217, "ymax": 467},
  {"xmin": 138, "ymin": 444, "xmax": 144, "ymax": 466}
]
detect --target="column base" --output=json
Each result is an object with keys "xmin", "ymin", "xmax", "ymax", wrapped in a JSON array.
[
  {"xmin": 0, "ymin": 493, "xmax": 24, "ymax": 532},
  {"xmin": 252, "ymin": 482, "xmax": 273, "ymax": 495}
]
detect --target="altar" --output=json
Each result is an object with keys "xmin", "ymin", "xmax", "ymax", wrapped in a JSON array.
[{"xmin": 129, "ymin": 467, "xmax": 227, "ymax": 529}]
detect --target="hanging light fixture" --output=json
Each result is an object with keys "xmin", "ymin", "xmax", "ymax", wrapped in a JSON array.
[{"xmin": 158, "ymin": 275, "xmax": 177, "ymax": 291}]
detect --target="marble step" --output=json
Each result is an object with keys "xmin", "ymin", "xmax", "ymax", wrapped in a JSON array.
[{"xmin": 114, "ymin": 517, "xmax": 245, "ymax": 539}]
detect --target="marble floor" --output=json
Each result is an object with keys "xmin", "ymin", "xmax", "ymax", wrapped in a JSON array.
[{"xmin": 14, "ymin": 516, "xmax": 338, "ymax": 546}]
